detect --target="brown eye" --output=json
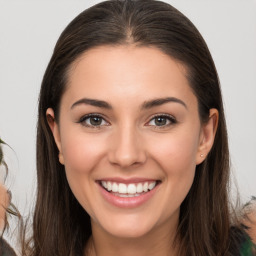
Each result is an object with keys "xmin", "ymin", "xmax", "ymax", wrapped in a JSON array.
[
  {"xmin": 79, "ymin": 114, "xmax": 108, "ymax": 127},
  {"xmin": 155, "ymin": 116, "xmax": 168, "ymax": 126},
  {"xmin": 88, "ymin": 116, "xmax": 103, "ymax": 126},
  {"xmin": 147, "ymin": 115, "xmax": 176, "ymax": 127}
]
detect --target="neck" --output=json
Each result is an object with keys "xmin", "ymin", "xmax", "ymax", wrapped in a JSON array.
[{"xmin": 85, "ymin": 217, "xmax": 179, "ymax": 256}]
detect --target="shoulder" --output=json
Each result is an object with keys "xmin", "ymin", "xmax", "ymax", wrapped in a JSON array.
[
  {"xmin": 241, "ymin": 197, "xmax": 256, "ymax": 244},
  {"xmin": 234, "ymin": 197, "xmax": 256, "ymax": 255},
  {"xmin": 0, "ymin": 238, "xmax": 16, "ymax": 256},
  {"xmin": 229, "ymin": 226, "xmax": 256, "ymax": 255}
]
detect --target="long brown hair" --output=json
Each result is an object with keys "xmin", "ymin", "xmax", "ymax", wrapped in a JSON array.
[{"xmin": 32, "ymin": 1, "xmax": 241, "ymax": 255}]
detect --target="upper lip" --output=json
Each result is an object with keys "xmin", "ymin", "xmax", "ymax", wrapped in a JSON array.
[{"xmin": 97, "ymin": 177, "xmax": 160, "ymax": 184}]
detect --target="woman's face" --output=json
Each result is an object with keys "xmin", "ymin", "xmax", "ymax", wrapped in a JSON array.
[{"xmin": 48, "ymin": 46, "xmax": 217, "ymax": 239}]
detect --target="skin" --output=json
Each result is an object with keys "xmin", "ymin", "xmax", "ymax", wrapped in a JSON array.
[
  {"xmin": 47, "ymin": 46, "xmax": 218, "ymax": 256},
  {"xmin": 0, "ymin": 185, "xmax": 9, "ymax": 231}
]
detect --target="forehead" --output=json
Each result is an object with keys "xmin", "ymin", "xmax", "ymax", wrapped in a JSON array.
[{"xmin": 63, "ymin": 45, "xmax": 197, "ymax": 109}]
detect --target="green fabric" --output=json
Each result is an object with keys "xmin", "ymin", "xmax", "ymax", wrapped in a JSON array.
[{"xmin": 240, "ymin": 236, "xmax": 256, "ymax": 256}]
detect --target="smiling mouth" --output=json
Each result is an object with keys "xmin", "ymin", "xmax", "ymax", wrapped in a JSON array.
[{"xmin": 99, "ymin": 180, "xmax": 161, "ymax": 198}]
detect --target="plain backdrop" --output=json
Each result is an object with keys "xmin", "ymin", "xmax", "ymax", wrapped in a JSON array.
[{"xmin": 0, "ymin": 0, "xmax": 256, "ymax": 230}]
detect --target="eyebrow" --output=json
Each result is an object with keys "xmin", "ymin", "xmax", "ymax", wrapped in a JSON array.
[
  {"xmin": 71, "ymin": 97, "xmax": 187, "ymax": 110},
  {"xmin": 141, "ymin": 97, "xmax": 187, "ymax": 110},
  {"xmin": 71, "ymin": 98, "xmax": 112, "ymax": 109}
]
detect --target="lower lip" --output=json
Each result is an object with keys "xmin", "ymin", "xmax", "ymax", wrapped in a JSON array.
[{"xmin": 97, "ymin": 183, "xmax": 159, "ymax": 208}]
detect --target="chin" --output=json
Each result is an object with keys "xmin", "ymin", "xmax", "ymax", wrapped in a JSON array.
[
  {"xmin": 93, "ymin": 213, "xmax": 158, "ymax": 239},
  {"xmin": 104, "ymin": 224, "xmax": 153, "ymax": 239}
]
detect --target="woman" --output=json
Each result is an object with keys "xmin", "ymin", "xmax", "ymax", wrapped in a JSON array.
[
  {"xmin": 30, "ymin": 0, "xmax": 255, "ymax": 255},
  {"xmin": 0, "ymin": 138, "xmax": 18, "ymax": 256},
  {"xmin": 0, "ymin": 184, "xmax": 17, "ymax": 256}
]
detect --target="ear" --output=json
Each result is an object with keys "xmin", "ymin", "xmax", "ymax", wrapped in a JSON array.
[
  {"xmin": 196, "ymin": 108, "xmax": 219, "ymax": 165},
  {"xmin": 46, "ymin": 108, "xmax": 64, "ymax": 165}
]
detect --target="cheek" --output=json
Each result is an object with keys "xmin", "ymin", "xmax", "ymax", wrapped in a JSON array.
[
  {"xmin": 59, "ymin": 130, "xmax": 108, "ymax": 214},
  {"xmin": 148, "ymin": 129, "xmax": 200, "ymax": 174},
  {"xmin": 60, "ymin": 129, "xmax": 108, "ymax": 174},
  {"xmin": 146, "ymin": 130, "xmax": 199, "ymax": 206}
]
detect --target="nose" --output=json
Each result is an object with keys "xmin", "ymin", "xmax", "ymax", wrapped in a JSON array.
[{"xmin": 108, "ymin": 124, "xmax": 147, "ymax": 168}]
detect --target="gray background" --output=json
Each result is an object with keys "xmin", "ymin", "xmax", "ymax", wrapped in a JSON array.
[{"xmin": 0, "ymin": 1, "xmax": 255, "ymax": 223}]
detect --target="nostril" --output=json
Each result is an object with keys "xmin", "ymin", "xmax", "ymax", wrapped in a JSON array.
[{"xmin": 108, "ymin": 149, "xmax": 147, "ymax": 168}]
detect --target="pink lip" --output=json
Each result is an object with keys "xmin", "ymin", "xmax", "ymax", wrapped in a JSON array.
[{"xmin": 97, "ymin": 182, "xmax": 160, "ymax": 208}]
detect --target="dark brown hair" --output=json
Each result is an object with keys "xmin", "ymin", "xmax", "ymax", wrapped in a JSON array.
[{"xmin": 33, "ymin": 0, "xmax": 242, "ymax": 255}]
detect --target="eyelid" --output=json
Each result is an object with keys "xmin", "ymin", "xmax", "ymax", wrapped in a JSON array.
[
  {"xmin": 78, "ymin": 113, "xmax": 110, "ymax": 128},
  {"xmin": 76, "ymin": 113, "xmax": 177, "ymax": 129},
  {"xmin": 79, "ymin": 113, "xmax": 106, "ymax": 122},
  {"xmin": 146, "ymin": 113, "xmax": 177, "ymax": 127}
]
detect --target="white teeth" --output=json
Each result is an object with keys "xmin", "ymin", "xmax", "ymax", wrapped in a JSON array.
[
  {"xmin": 118, "ymin": 183, "xmax": 127, "ymax": 194},
  {"xmin": 102, "ymin": 181, "xmax": 107, "ymax": 188},
  {"xmin": 100, "ymin": 181, "xmax": 157, "ymax": 195},
  {"xmin": 107, "ymin": 181, "xmax": 112, "ymax": 191},
  {"xmin": 127, "ymin": 184, "xmax": 136, "ymax": 194},
  {"xmin": 148, "ymin": 181, "xmax": 156, "ymax": 190},
  {"xmin": 117, "ymin": 193, "xmax": 141, "ymax": 197},
  {"xmin": 136, "ymin": 183, "xmax": 143, "ymax": 193},
  {"xmin": 112, "ymin": 182, "xmax": 118, "ymax": 192},
  {"xmin": 143, "ymin": 182, "xmax": 148, "ymax": 192}
]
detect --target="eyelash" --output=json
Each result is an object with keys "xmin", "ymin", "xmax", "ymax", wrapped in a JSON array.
[
  {"xmin": 78, "ymin": 114, "xmax": 109, "ymax": 129},
  {"xmin": 146, "ymin": 114, "xmax": 177, "ymax": 129},
  {"xmin": 78, "ymin": 113, "xmax": 177, "ymax": 129}
]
